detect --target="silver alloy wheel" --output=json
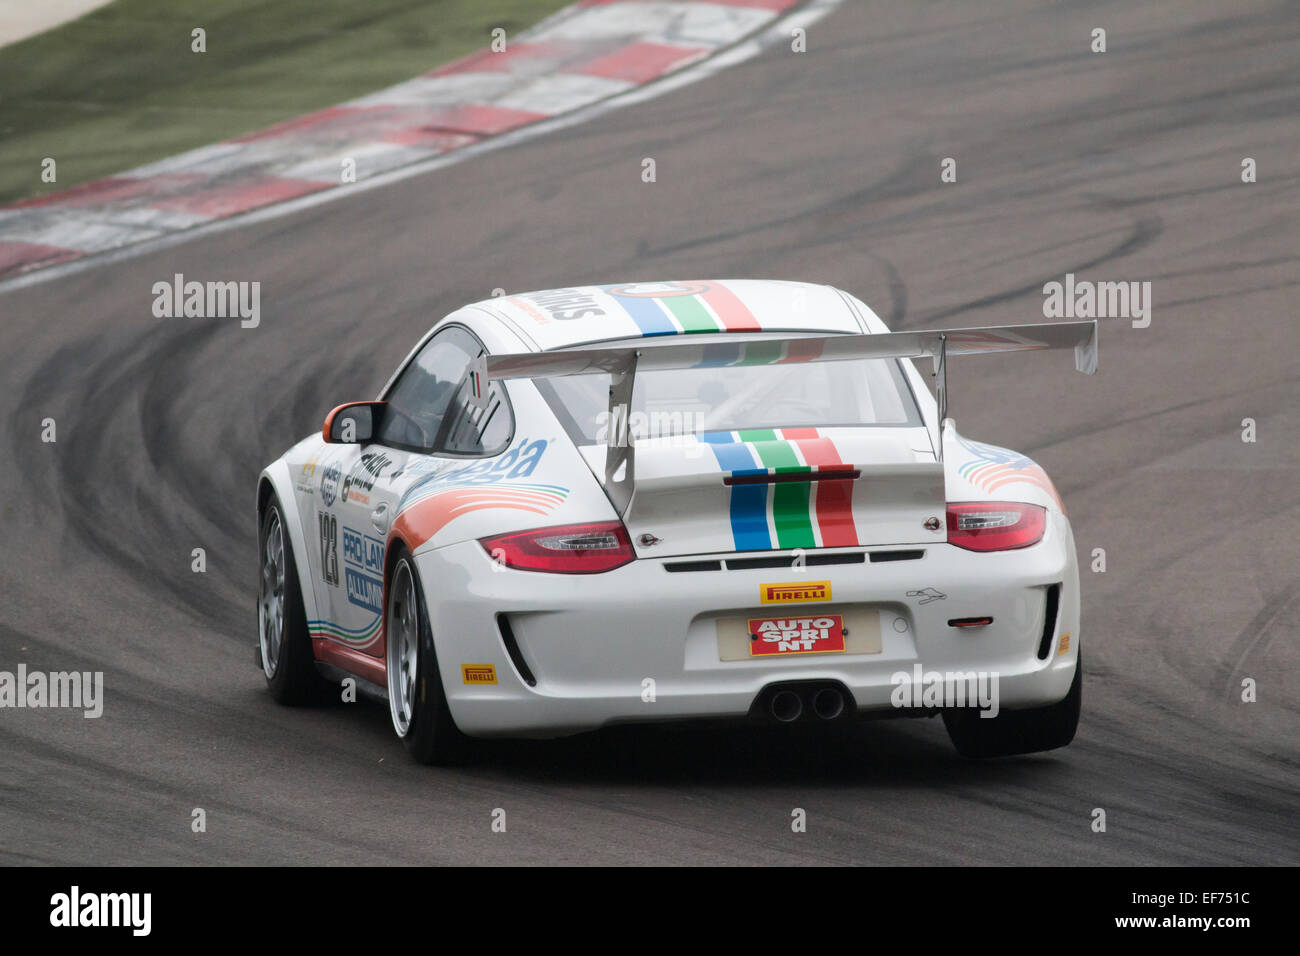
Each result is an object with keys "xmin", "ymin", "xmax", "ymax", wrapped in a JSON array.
[
  {"xmin": 259, "ymin": 509, "xmax": 286, "ymax": 679},
  {"xmin": 387, "ymin": 559, "xmax": 420, "ymax": 737}
]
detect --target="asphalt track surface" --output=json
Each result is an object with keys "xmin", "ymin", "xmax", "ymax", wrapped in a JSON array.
[{"xmin": 2, "ymin": 0, "xmax": 1297, "ymax": 865}]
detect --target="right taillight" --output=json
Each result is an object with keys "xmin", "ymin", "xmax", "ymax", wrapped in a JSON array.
[
  {"xmin": 479, "ymin": 521, "xmax": 635, "ymax": 573},
  {"xmin": 946, "ymin": 502, "xmax": 1046, "ymax": 552}
]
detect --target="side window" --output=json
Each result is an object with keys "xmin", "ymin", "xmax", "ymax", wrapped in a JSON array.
[{"xmin": 378, "ymin": 326, "xmax": 511, "ymax": 455}]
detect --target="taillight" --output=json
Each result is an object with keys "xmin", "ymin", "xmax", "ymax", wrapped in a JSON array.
[
  {"xmin": 480, "ymin": 521, "xmax": 635, "ymax": 574},
  {"xmin": 946, "ymin": 502, "xmax": 1046, "ymax": 552}
]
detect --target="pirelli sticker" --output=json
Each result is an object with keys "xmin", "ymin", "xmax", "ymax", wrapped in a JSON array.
[
  {"xmin": 760, "ymin": 581, "xmax": 831, "ymax": 605},
  {"xmin": 462, "ymin": 664, "xmax": 497, "ymax": 685}
]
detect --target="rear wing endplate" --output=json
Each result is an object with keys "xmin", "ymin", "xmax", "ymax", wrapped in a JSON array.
[{"xmin": 470, "ymin": 321, "xmax": 1097, "ymax": 513}]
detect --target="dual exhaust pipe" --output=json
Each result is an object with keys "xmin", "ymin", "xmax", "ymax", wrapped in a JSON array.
[{"xmin": 764, "ymin": 684, "xmax": 850, "ymax": 723}]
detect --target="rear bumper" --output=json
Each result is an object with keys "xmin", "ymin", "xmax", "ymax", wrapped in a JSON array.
[{"xmin": 418, "ymin": 512, "xmax": 1081, "ymax": 737}]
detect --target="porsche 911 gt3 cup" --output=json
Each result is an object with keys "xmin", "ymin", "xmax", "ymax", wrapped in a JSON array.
[{"xmin": 256, "ymin": 280, "xmax": 1096, "ymax": 763}]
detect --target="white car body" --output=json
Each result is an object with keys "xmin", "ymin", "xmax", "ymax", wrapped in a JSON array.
[{"xmin": 258, "ymin": 280, "xmax": 1092, "ymax": 754}]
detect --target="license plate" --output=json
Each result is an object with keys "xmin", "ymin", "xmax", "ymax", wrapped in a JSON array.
[{"xmin": 746, "ymin": 614, "xmax": 846, "ymax": 657}]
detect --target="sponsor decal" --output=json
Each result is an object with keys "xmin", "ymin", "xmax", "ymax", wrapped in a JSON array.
[
  {"xmin": 399, "ymin": 437, "xmax": 548, "ymax": 503},
  {"xmin": 521, "ymin": 288, "xmax": 608, "ymax": 322},
  {"xmin": 503, "ymin": 295, "xmax": 552, "ymax": 327},
  {"xmin": 702, "ymin": 429, "xmax": 857, "ymax": 552},
  {"xmin": 954, "ymin": 434, "xmax": 1064, "ymax": 511},
  {"xmin": 907, "ymin": 587, "xmax": 947, "ymax": 605},
  {"xmin": 345, "ymin": 567, "xmax": 384, "ymax": 614},
  {"xmin": 394, "ymin": 483, "xmax": 569, "ymax": 551},
  {"xmin": 342, "ymin": 451, "xmax": 393, "ymax": 504},
  {"xmin": 308, "ymin": 614, "xmax": 381, "ymax": 649},
  {"xmin": 602, "ymin": 281, "xmax": 761, "ymax": 337},
  {"xmin": 760, "ymin": 580, "xmax": 831, "ymax": 604},
  {"xmin": 390, "ymin": 437, "xmax": 568, "ymax": 549},
  {"xmin": 296, "ymin": 451, "xmax": 321, "ymax": 493},
  {"xmin": 467, "ymin": 356, "xmax": 487, "ymax": 410},
  {"xmin": 342, "ymin": 526, "xmax": 384, "ymax": 574},
  {"xmin": 389, "ymin": 455, "xmax": 440, "ymax": 480},
  {"xmin": 319, "ymin": 462, "xmax": 341, "ymax": 506},
  {"xmin": 318, "ymin": 512, "xmax": 339, "ymax": 586},
  {"xmin": 1058, "ymin": 632, "xmax": 1071, "ymax": 655},
  {"xmin": 748, "ymin": 615, "xmax": 845, "ymax": 656},
  {"xmin": 462, "ymin": 664, "xmax": 497, "ymax": 685}
]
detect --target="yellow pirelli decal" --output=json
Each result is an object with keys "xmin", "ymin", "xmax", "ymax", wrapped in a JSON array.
[
  {"xmin": 1057, "ymin": 633, "xmax": 1071, "ymax": 655},
  {"xmin": 760, "ymin": 581, "xmax": 832, "ymax": 605},
  {"xmin": 461, "ymin": 665, "xmax": 497, "ymax": 685}
]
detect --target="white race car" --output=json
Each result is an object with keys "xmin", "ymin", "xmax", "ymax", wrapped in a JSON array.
[{"xmin": 257, "ymin": 280, "xmax": 1096, "ymax": 763}]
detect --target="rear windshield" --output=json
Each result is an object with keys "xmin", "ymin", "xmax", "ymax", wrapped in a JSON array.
[{"xmin": 536, "ymin": 355, "xmax": 922, "ymax": 445}]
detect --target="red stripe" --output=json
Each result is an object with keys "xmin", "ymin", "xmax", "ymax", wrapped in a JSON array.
[
  {"xmin": 5, "ymin": 177, "xmax": 161, "ymax": 209},
  {"xmin": 779, "ymin": 338, "xmax": 825, "ymax": 363},
  {"xmin": 699, "ymin": 282, "xmax": 760, "ymax": 331},
  {"xmin": 228, "ymin": 106, "xmax": 364, "ymax": 143},
  {"xmin": 427, "ymin": 41, "xmax": 574, "ymax": 76},
  {"xmin": 151, "ymin": 176, "xmax": 330, "ymax": 217},
  {"xmin": 576, "ymin": 42, "xmax": 707, "ymax": 84},
  {"xmin": 581, "ymin": 0, "xmax": 798, "ymax": 7},
  {"xmin": 422, "ymin": 104, "xmax": 548, "ymax": 136},
  {"xmin": 784, "ymin": 432, "xmax": 858, "ymax": 547},
  {"xmin": 0, "ymin": 240, "xmax": 82, "ymax": 275}
]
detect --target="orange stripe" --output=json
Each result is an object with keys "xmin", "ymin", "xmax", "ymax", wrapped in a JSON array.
[
  {"xmin": 782, "ymin": 429, "xmax": 858, "ymax": 547},
  {"xmin": 699, "ymin": 283, "xmax": 760, "ymax": 331}
]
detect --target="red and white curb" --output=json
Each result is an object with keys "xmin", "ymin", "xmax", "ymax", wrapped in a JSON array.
[{"xmin": 0, "ymin": 0, "xmax": 828, "ymax": 283}]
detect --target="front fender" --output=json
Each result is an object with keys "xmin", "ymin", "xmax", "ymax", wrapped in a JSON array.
[{"xmin": 258, "ymin": 456, "xmax": 322, "ymax": 627}]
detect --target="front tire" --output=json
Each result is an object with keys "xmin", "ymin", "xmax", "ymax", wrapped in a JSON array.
[
  {"xmin": 943, "ymin": 652, "xmax": 1082, "ymax": 758},
  {"xmin": 259, "ymin": 499, "xmax": 328, "ymax": 705},
  {"xmin": 386, "ymin": 547, "xmax": 468, "ymax": 765}
]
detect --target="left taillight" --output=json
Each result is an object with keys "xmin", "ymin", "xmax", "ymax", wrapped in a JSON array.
[
  {"xmin": 479, "ymin": 521, "xmax": 636, "ymax": 574},
  {"xmin": 946, "ymin": 502, "xmax": 1046, "ymax": 552}
]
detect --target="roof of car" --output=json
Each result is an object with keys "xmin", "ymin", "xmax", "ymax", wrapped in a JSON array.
[{"xmin": 464, "ymin": 279, "xmax": 884, "ymax": 352}]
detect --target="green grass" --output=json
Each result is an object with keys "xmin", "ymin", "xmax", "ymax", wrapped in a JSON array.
[{"xmin": 0, "ymin": 0, "xmax": 571, "ymax": 205}]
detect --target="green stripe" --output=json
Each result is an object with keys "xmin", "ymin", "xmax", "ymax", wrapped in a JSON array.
[
  {"xmin": 311, "ymin": 620, "xmax": 381, "ymax": 641},
  {"xmin": 748, "ymin": 438, "xmax": 815, "ymax": 549},
  {"xmin": 661, "ymin": 295, "xmax": 719, "ymax": 333},
  {"xmin": 739, "ymin": 341, "xmax": 783, "ymax": 366}
]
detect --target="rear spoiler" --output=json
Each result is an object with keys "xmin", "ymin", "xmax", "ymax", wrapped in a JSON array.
[{"xmin": 471, "ymin": 321, "xmax": 1097, "ymax": 512}]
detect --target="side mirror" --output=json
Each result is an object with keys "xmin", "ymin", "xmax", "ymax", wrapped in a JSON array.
[{"xmin": 323, "ymin": 402, "xmax": 383, "ymax": 443}]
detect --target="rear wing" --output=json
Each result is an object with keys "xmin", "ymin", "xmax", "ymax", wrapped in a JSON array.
[{"xmin": 471, "ymin": 321, "xmax": 1097, "ymax": 513}]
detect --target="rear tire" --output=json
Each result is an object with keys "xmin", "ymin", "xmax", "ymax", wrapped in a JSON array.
[
  {"xmin": 386, "ymin": 547, "xmax": 468, "ymax": 765},
  {"xmin": 259, "ymin": 499, "xmax": 329, "ymax": 705},
  {"xmin": 943, "ymin": 651, "xmax": 1082, "ymax": 758}
]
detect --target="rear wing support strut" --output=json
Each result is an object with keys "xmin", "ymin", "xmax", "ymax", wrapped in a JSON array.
[
  {"xmin": 932, "ymin": 333, "xmax": 947, "ymax": 446},
  {"xmin": 604, "ymin": 351, "xmax": 639, "ymax": 514}
]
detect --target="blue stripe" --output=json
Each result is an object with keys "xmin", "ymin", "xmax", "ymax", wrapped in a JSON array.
[
  {"xmin": 692, "ymin": 343, "xmax": 743, "ymax": 368},
  {"xmin": 700, "ymin": 433, "xmax": 771, "ymax": 550},
  {"xmin": 730, "ymin": 486, "xmax": 771, "ymax": 550},
  {"xmin": 608, "ymin": 291, "xmax": 676, "ymax": 337}
]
